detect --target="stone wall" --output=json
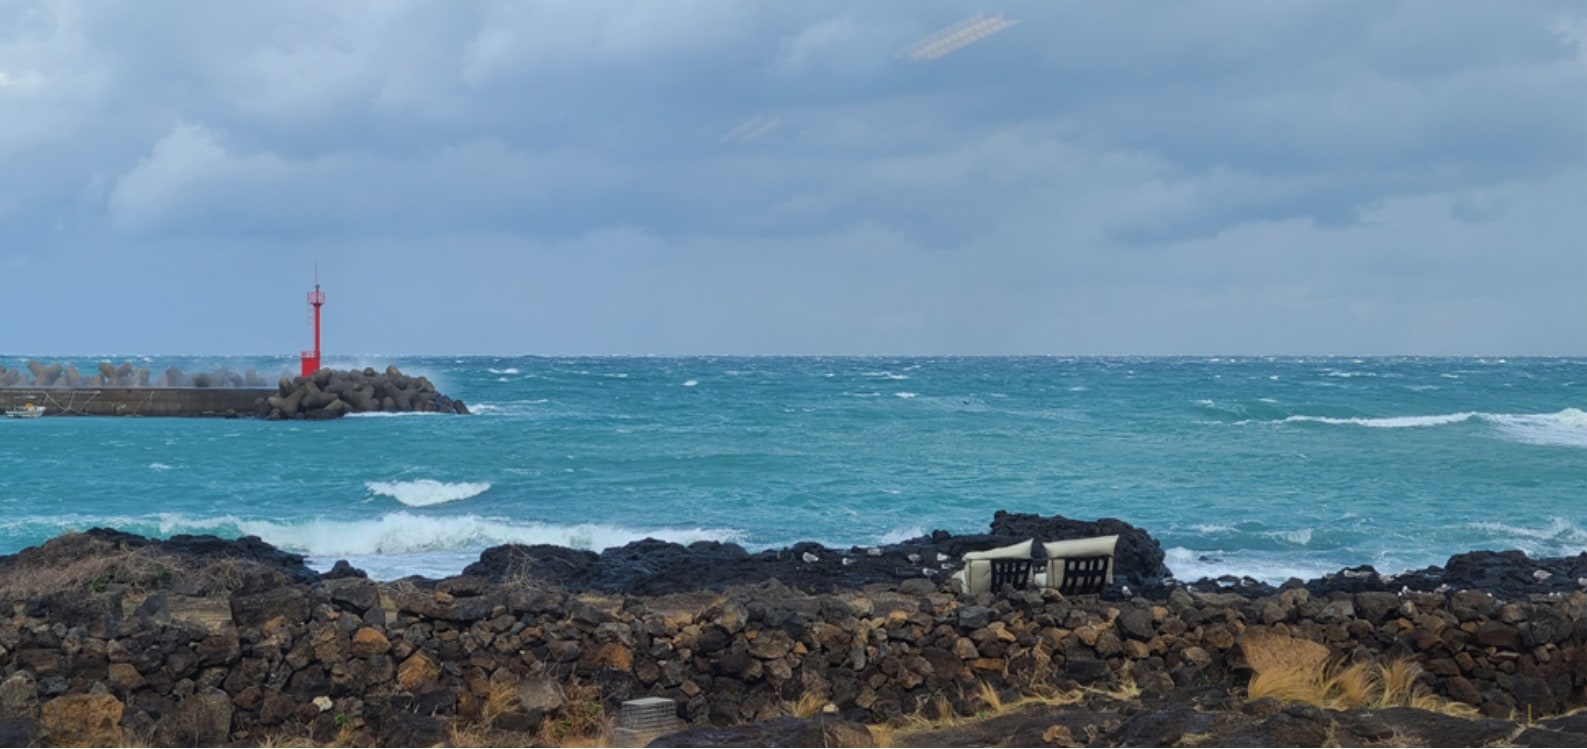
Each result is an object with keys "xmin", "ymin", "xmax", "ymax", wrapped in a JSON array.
[{"xmin": 1, "ymin": 574, "xmax": 1584, "ymax": 746}]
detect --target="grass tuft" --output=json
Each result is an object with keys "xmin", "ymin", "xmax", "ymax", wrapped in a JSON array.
[{"xmin": 1244, "ymin": 632, "xmax": 1479, "ymax": 717}]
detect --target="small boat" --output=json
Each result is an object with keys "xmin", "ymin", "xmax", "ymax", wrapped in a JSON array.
[{"xmin": 4, "ymin": 403, "xmax": 44, "ymax": 419}]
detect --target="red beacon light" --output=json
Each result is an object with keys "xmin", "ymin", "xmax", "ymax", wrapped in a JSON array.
[{"xmin": 300, "ymin": 279, "xmax": 325, "ymax": 377}]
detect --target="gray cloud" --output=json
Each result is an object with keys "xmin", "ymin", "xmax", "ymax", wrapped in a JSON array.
[{"xmin": 0, "ymin": 0, "xmax": 1581, "ymax": 355}]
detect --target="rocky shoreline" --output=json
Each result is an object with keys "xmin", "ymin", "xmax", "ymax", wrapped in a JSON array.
[{"xmin": 0, "ymin": 514, "xmax": 1584, "ymax": 746}]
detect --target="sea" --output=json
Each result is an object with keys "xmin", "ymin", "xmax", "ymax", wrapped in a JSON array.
[{"xmin": 1, "ymin": 356, "xmax": 1582, "ymax": 583}]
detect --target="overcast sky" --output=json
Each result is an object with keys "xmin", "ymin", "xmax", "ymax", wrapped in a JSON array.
[{"xmin": 2, "ymin": 1, "xmax": 1583, "ymax": 356}]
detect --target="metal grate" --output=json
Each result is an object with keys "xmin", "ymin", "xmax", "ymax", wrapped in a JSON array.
[
  {"xmin": 614, "ymin": 697, "xmax": 684, "ymax": 747},
  {"xmin": 1058, "ymin": 555, "xmax": 1110, "ymax": 595}
]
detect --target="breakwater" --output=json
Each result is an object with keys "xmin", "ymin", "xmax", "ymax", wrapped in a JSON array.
[
  {"xmin": 0, "ymin": 362, "xmax": 467, "ymax": 419},
  {"xmin": 0, "ymin": 528, "xmax": 1583, "ymax": 746},
  {"xmin": 1, "ymin": 387, "xmax": 270, "ymax": 418}
]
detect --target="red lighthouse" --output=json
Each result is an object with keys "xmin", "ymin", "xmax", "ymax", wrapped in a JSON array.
[{"xmin": 301, "ymin": 278, "xmax": 325, "ymax": 377}]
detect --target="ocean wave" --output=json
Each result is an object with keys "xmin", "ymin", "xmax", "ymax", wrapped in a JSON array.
[
  {"xmin": 1283, "ymin": 413, "xmax": 1477, "ymax": 428},
  {"xmin": 683, "ymin": 379, "xmax": 698, "ymax": 387},
  {"xmin": 1163, "ymin": 547, "xmax": 1344, "ymax": 584},
  {"xmin": 487, "ymin": 367, "xmax": 520, "ymax": 375},
  {"xmin": 365, "ymin": 480, "xmax": 491, "ymax": 507},
  {"xmin": 1467, "ymin": 517, "xmax": 1587, "ymax": 544},
  {"xmin": 149, "ymin": 462, "xmax": 174, "ymax": 471},
  {"xmin": 344, "ymin": 411, "xmax": 444, "ymax": 418},
  {"xmin": 1486, "ymin": 408, "xmax": 1587, "ymax": 448},
  {"xmin": 1265, "ymin": 528, "xmax": 1313, "ymax": 546},
  {"xmin": 230, "ymin": 513, "xmax": 743, "ymax": 559},
  {"xmin": 877, "ymin": 526, "xmax": 925, "ymax": 545},
  {"xmin": 1279, "ymin": 408, "xmax": 1586, "ymax": 447},
  {"xmin": 894, "ymin": 392, "xmax": 918, "ymax": 399}
]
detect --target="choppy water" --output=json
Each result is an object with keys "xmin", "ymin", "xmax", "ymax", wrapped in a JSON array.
[{"xmin": 1, "ymin": 356, "xmax": 1582, "ymax": 582}]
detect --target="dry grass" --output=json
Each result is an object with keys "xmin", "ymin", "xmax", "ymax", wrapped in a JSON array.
[
  {"xmin": 1244, "ymin": 632, "xmax": 1478, "ymax": 717},
  {"xmin": 975, "ymin": 680, "xmax": 1005, "ymax": 716},
  {"xmin": 790, "ymin": 689, "xmax": 829, "ymax": 719},
  {"xmin": 480, "ymin": 678, "xmax": 522, "ymax": 726},
  {"xmin": 535, "ymin": 679, "xmax": 611, "ymax": 747},
  {"xmin": 0, "ymin": 534, "xmax": 265, "ymax": 599}
]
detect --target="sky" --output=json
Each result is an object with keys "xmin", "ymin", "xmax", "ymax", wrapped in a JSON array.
[{"xmin": 1, "ymin": 0, "xmax": 1584, "ymax": 356}]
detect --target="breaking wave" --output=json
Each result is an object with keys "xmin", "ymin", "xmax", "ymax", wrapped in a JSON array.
[
  {"xmin": 1279, "ymin": 408, "xmax": 1587, "ymax": 447},
  {"xmin": 365, "ymin": 480, "xmax": 491, "ymax": 507}
]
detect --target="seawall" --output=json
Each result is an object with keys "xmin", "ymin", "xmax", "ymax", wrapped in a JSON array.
[{"xmin": 0, "ymin": 388, "xmax": 271, "ymax": 417}]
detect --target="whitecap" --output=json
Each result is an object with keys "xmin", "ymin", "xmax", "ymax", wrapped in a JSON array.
[
  {"xmin": 148, "ymin": 462, "xmax": 174, "ymax": 471},
  {"xmin": 226, "ymin": 512, "xmax": 743, "ymax": 567},
  {"xmin": 487, "ymin": 367, "xmax": 520, "ymax": 375},
  {"xmin": 1283, "ymin": 413, "xmax": 1477, "ymax": 428},
  {"xmin": 877, "ymin": 526, "xmax": 925, "ymax": 545},
  {"xmin": 1467, "ymin": 517, "xmax": 1587, "ymax": 543},
  {"xmin": 365, "ymin": 479, "xmax": 491, "ymax": 507},
  {"xmin": 1266, "ymin": 528, "xmax": 1313, "ymax": 546},
  {"xmin": 683, "ymin": 379, "xmax": 698, "ymax": 387},
  {"xmin": 1484, "ymin": 408, "xmax": 1587, "ymax": 449},
  {"xmin": 894, "ymin": 392, "xmax": 918, "ymax": 399},
  {"xmin": 345, "ymin": 411, "xmax": 444, "ymax": 418}
]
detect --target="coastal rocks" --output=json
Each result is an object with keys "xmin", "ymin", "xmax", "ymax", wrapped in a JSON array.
[
  {"xmin": 5, "ymin": 521, "xmax": 1587, "ymax": 746},
  {"xmin": 463, "ymin": 513, "xmax": 1171, "ymax": 596},
  {"xmin": 262, "ymin": 366, "xmax": 468, "ymax": 420},
  {"xmin": 985, "ymin": 510, "xmax": 1171, "ymax": 589}
]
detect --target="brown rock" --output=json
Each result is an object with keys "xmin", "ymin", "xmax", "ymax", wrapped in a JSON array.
[
  {"xmin": 107, "ymin": 663, "xmax": 146, "ymax": 692},
  {"xmin": 40, "ymin": 693, "xmax": 123, "ymax": 747},
  {"xmin": 351, "ymin": 627, "xmax": 392, "ymax": 657},
  {"xmin": 592, "ymin": 642, "xmax": 633, "ymax": 670},
  {"xmin": 397, "ymin": 652, "xmax": 440, "ymax": 692}
]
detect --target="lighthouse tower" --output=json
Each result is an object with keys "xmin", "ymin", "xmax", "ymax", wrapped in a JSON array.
[{"xmin": 301, "ymin": 277, "xmax": 325, "ymax": 377}]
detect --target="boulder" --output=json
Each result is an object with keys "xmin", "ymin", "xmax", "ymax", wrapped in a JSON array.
[{"xmin": 39, "ymin": 693, "xmax": 124, "ymax": 747}]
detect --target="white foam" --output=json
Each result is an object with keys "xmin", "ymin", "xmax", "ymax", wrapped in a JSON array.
[
  {"xmin": 1162, "ymin": 547, "xmax": 1331, "ymax": 584},
  {"xmin": 1467, "ymin": 517, "xmax": 1587, "ymax": 543},
  {"xmin": 1267, "ymin": 528, "xmax": 1313, "ymax": 546},
  {"xmin": 344, "ymin": 411, "xmax": 444, "ymax": 418},
  {"xmin": 683, "ymin": 379, "xmax": 698, "ymax": 387},
  {"xmin": 1284, "ymin": 412, "xmax": 1477, "ymax": 428},
  {"xmin": 894, "ymin": 392, "xmax": 918, "ymax": 399},
  {"xmin": 148, "ymin": 462, "xmax": 174, "ymax": 471},
  {"xmin": 1280, "ymin": 408, "xmax": 1587, "ymax": 447},
  {"xmin": 230, "ymin": 512, "xmax": 743, "ymax": 561},
  {"xmin": 877, "ymin": 526, "xmax": 925, "ymax": 545},
  {"xmin": 487, "ymin": 367, "xmax": 520, "ymax": 375},
  {"xmin": 366, "ymin": 480, "xmax": 491, "ymax": 507},
  {"xmin": 1485, "ymin": 408, "xmax": 1587, "ymax": 448}
]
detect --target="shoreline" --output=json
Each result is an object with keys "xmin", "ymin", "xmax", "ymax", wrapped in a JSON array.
[{"xmin": 2, "ymin": 513, "xmax": 1585, "ymax": 746}]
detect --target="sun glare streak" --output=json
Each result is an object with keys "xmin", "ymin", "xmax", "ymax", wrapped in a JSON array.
[{"xmin": 902, "ymin": 14, "xmax": 1019, "ymax": 61}]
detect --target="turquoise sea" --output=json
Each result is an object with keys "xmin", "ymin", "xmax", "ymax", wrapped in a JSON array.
[{"xmin": 1, "ymin": 356, "xmax": 1582, "ymax": 582}]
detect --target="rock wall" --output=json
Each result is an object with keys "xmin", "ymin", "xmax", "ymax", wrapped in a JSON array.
[
  {"xmin": 263, "ymin": 366, "xmax": 468, "ymax": 420},
  {"xmin": 0, "ymin": 361, "xmax": 279, "ymax": 389},
  {"xmin": 1, "ymin": 570, "xmax": 1584, "ymax": 745}
]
